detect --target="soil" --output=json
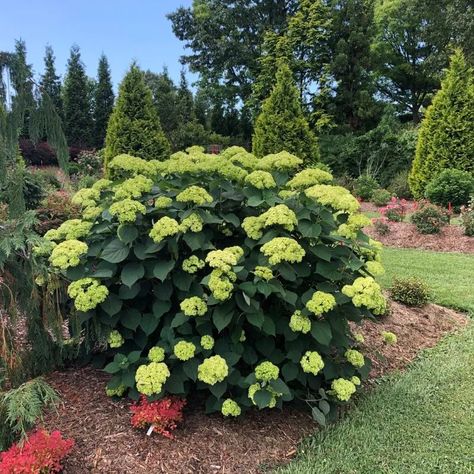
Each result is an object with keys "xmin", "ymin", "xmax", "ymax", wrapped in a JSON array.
[{"xmin": 42, "ymin": 303, "xmax": 468, "ymax": 474}]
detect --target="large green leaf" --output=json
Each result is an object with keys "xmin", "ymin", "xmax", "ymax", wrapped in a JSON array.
[
  {"xmin": 212, "ymin": 306, "xmax": 234, "ymax": 332},
  {"xmin": 120, "ymin": 308, "xmax": 141, "ymax": 330},
  {"xmin": 253, "ymin": 389, "xmax": 272, "ymax": 409},
  {"xmin": 101, "ymin": 238, "xmax": 130, "ymax": 263},
  {"xmin": 311, "ymin": 320, "xmax": 332, "ymax": 345},
  {"xmin": 117, "ymin": 224, "xmax": 139, "ymax": 244},
  {"xmin": 121, "ymin": 262, "xmax": 145, "ymax": 287},
  {"xmin": 100, "ymin": 293, "xmax": 122, "ymax": 316},
  {"xmin": 153, "ymin": 260, "xmax": 175, "ymax": 281}
]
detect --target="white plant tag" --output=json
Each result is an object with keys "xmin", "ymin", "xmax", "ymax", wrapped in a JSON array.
[{"xmin": 146, "ymin": 424, "xmax": 155, "ymax": 436}]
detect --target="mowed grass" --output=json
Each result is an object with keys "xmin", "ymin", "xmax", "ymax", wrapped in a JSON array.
[
  {"xmin": 379, "ymin": 247, "xmax": 474, "ymax": 314},
  {"xmin": 278, "ymin": 324, "xmax": 474, "ymax": 474}
]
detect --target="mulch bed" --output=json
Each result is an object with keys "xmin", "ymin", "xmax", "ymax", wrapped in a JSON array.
[{"xmin": 42, "ymin": 303, "xmax": 468, "ymax": 474}]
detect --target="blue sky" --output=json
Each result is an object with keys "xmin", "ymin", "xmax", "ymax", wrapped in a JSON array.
[{"xmin": 1, "ymin": 0, "xmax": 195, "ymax": 89}]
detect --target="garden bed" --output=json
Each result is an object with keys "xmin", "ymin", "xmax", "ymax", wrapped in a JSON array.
[{"xmin": 41, "ymin": 302, "xmax": 467, "ymax": 474}]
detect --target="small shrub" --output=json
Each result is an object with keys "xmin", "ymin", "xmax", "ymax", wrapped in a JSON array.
[
  {"xmin": 34, "ymin": 169, "xmax": 62, "ymax": 192},
  {"xmin": 410, "ymin": 203, "xmax": 449, "ymax": 234},
  {"xmin": 382, "ymin": 331, "xmax": 397, "ymax": 345},
  {"xmin": 372, "ymin": 189, "xmax": 392, "ymax": 207},
  {"xmin": 334, "ymin": 174, "xmax": 355, "ymax": 192},
  {"xmin": 380, "ymin": 197, "xmax": 411, "ymax": 222},
  {"xmin": 23, "ymin": 170, "xmax": 47, "ymax": 210},
  {"xmin": 0, "ymin": 430, "xmax": 74, "ymax": 473},
  {"xmin": 425, "ymin": 169, "xmax": 474, "ymax": 209},
  {"xmin": 388, "ymin": 169, "xmax": 412, "ymax": 199},
  {"xmin": 373, "ymin": 217, "xmax": 390, "ymax": 235},
  {"xmin": 74, "ymin": 150, "xmax": 103, "ymax": 177},
  {"xmin": 389, "ymin": 277, "xmax": 430, "ymax": 307},
  {"xmin": 461, "ymin": 197, "xmax": 474, "ymax": 236},
  {"xmin": 130, "ymin": 396, "xmax": 186, "ymax": 438},
  {"xmin": 35, "ymin": 191, "xmax": 80, "ymax": 235},
  {"xmin": 354, "ymin": 174, "xmax": 380, "ymax": 200}
]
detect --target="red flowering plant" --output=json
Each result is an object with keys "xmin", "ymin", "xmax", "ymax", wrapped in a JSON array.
[
  {"xmin": 0, "ymin": 430, "xmax": 74, "ymax": 473},
  {"xmin": 380, "ymin": 197, "xmax": 413, "ymax": 222},
  {"xmin": 130, "ymin": 396, "xmax": 186, "ymax": 439}
]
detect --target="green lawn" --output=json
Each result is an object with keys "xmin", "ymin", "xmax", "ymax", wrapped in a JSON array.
[
  {"xmin": 278, "ymin": 324, "xmax": 474, "ymax": 474},
  {"xmin": 379, "ymin": 247, "xmax": 474, "ymax": 314}
]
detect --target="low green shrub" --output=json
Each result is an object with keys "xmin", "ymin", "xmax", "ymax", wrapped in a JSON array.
[
  {"xmin": 410, "ymin": 203, "xmax": 449, "ymax": 234},
  {"xmin": 354, "ymin": 175, "xmax": 379, "ymax": 200},
  {"xmin": 461, "ymin": 197, "xmax": 474, "ymax": 237},
  {"xmin": 373, "ymin": 218, "xmax": 390, "ymax": 235},
  {"xmin": 371, "ymin": 189, "xmax": 392, "ymax": 207},
  {"xmin": 389, "ymin": 277, "xmax": 430, "ymax": 307},
  {"xmin": 40, "ymin": 148, "xmax": 388, "ymax": 422},
  {"xmin": 23, "ymin": 170, "xmax": 47, "ymax": 210},
  {"xmin": 387, "ymin": 169, "xmax": 412, "ymax": 199},
  {"xmin": 425, "ymin": 169, "xmax": 474, "ymax": 209}
]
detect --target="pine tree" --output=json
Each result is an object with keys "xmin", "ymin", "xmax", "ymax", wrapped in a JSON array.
[
  {"xmin": 252, "ymin": 61, "xmax": 319, "ymax": 163},
  {"xmin": 63, "ymin": 45, "xmax": 93, "ymax": 147},
  {"xmin": 104, "ymin": 64, "xmax": 171, "ymax": 167},
  {"xmin": 93, "ymin": 54, "xmax": 114, "ymax": 147},
  {"xmin": 175, "ymin": 71, "xmax": 195, "ymax": 124},
  {"xmin": 409, "ymin": 50, "xmax": 474, "ymax": 198},
  {"xmin": 40, "ymin": 46, "xmax": 63, "ymax": 121}
]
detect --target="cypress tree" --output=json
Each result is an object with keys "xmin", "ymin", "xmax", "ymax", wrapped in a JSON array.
[
  {"xmin": 63, "ymin": 45, "xmax": 93, "ymax": 147},
  {"xmin": 104, "ymin": 64, "xmax": 171, "ymax": 167},
  {"xmin": 40, "ymin": 46, "xmax": 63, "ymax": 120},
  {"xmin": 252, "ymin": 61, "xmax": 319, "ymax": 163},
  {"xmin": 409, "ymin": 50, "xmax": 474, "ymax": 198},
  {"xmin": 93, "ymin": 54, "xmax": 115, "ymax": 147}
]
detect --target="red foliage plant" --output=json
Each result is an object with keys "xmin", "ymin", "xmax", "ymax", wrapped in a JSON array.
[
  {"xmin": 380, "ymin": 197, "xmax": 414, "ymax": 222},
  {"xmin": 130, "ymin": 396, "xmax": 186, "ymax": 439},
  {"xmin": 0, "ymin": 430, "xmax": 74, "ymax": 474}
]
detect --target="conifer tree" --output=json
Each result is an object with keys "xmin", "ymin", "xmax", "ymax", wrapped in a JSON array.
[
  {"xmin": 104, "ymin": 64, "xmax": 171, "ymax": 167},
  {"xmin": 409, "ymin": 50, "xmax": 474, "ymax": 197},
  {"xmin": 40, "ymin": 46, "xmax": 63, "ymax": 120},
  {"xmin": 175, "ymin": 71, "xmax": 195, "ymax": 124},
  {"xmin": 252, "ymin": 61, "xmax": 319, "ymax": 163},
  {"xmin": 93, "ymin": 54, "xmax": 114, "ymax": 147},
  {"xmin": 63, "ymin": 45, "xmax": 93, "ymax": 147}
]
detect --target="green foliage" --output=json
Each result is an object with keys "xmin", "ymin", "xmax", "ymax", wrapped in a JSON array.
[
  {"xmin": 354, "ymin": 175, "xmax": 379, "ymax": 200},
  {"xmin": 389, "ymin": 276, "xmax": 430, "ymax": 307},
  {"xmin": 63, "ymin": 45, "xmax": 93, "ymax": 147},
  {"xmin": 425, "ymin": 169, "xmax": 474, "ymax": 209},
  {"xmin": 461, "ymin": 197, "xmax": 474, "ymax": 237},
  {"xmin": 387, "ymin": 169, "xmax": 412, "ymax": 199},
  {"xmin": 410, "ymin": 204, "xmax": 448, "ymax": 234},
  {"xmin": 93, "ymin": 54, "xmax": 115, "ymax": 148},
  {"xmin": 22, "ymin": 169, "xmax": 47, "ymax": 210},
  {"xmin": 104, "ymin": 65, "xmax": 171, "ymax": 169},
  {"xmin": 252, "ymin": 61, "xmax": 319, "ymax": 164},
  {"xmin": 371, "ymin": 189, "xmax": 391, "ymax": 207},
  {"xmin": 43, "ymin": 148, "xmax": 388, "ymax": 421},
  {"xmin": 40, "ymin": 46, "xmax": 63, "ymax": 121},
  {"xmin": 409, "ymin": 50, "xmax": 474, "ymax": 198},
  {"xmin": 0, "ymin": 377, "xmax": 60, "ymax": 450}
]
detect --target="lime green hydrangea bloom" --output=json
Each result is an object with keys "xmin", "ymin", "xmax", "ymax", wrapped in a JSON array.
[
  {"xmin": 306, "ymin": 291, "xmax": 336, "ymax": 316},
  {"xmin": 300, "ymin": 351, "xmax": 325, "ymax": 375},
  {"xmin": 92, "ymin": 178, "xmax": 112, "ymax": 191},
  {"xmin": 242, "ymin": 216, "xmax": 263, "ymax": 240},
  {"xmin": 148, "ymin": 346, "xmax": 165, "ymax": 362},
  {"xmin": 351, "ymin": 376, "xmax": 361, "ymax": 386},
  {"xmin": 365, "ymin": 261, "xmax": 385, "ymax": 276},
  {"xmin": 72, "ymin": 187, "xmax": 100, "ymax": 208},
  {"xmin": 176, "ymin": 185, "xmax": 213, "ymax": 205},
  {"xmin": 180, "ymin": 296, "xmax": 207, "ymax": 316},
  {"xmin": 255, "ymin": 361, "xmax": 279, "ymax": 382},
  {"xmin": 337, "ymin": 213, "xmax": 372, "ymax": 239},
  {"xmin": 108, "ymin": 154, "xmax": 158, "ymax": 178},
  {"xmin": 342, "ymin": 276, "xmax": 387, "ymax": 315},
  {"xmin": 82, "ymin": 206, "xmax": 103, "ymax": 221},
  {"xmin": 305, "ymin": 184, "xmax": 359, "ymax": 214},
  {"xmin": 205, "ymin": 246, "xmax": 243, "ymax": 272},
  {"xmin": 353, "ymin": 332, "xmax": 365, "ymax": 343},
  {"xmin": 46, "ymin": 219, "xmax": 92, "ymax": 241},
  {"xmin": 107, "ymin": 330, "xmax": 124, "ymax": 348},
  {"xmin": 49, "ymin": 239, "xmax": 88, "ymax": 269},
  {"xmin": 32, "ymin": 239, "xmax": 56, "ymax": 257},
  {"xmin": 200, "ymin": 335, "xmax": 215, "ymax": 350},
  {"xmin": 197, "ymin": 355, "xmax": 228, "ymax": 385},
  {"xmin": 260, "ymin": 237, "xmax": 305, "ymax": 265},
  {"xmin": 257, "ymin": 151, "xmax": 303, "ymax": 172},
  {"xmin": 35, "ymin": 275, "xmax": 46, "ymax": 286},
  {"xmin": 240, "ymin": 330, "xmax": 246, "ymax": 342},
  {"xmin": 331, "ymin": 378, "xmax": 356, "ymax": 401},
  {"xmin": 208, "ymin": 269, "xmax": 237, "ymax": 301},
  {"xmin": 135, "ymin": 361, "xmax": 170, "ymax": 396},
  {"xmin": 244, "ymin": 170, "xmax": 276, "ymax": 189},
  {"xmin": 67, "ymin": 278, "xmax": 109, "ymax": 312},
  {"xmin": 242, "ymin": 205, "xmax": 297, "ymax": 240},
  {"xmin": 155, "ymin": 196, "xmax": 173, "ymax": 209},
  {"xmin": 109, "ymin": 199, "xmax": 146, "ymax": 224},
  {"xmin": 221, "ymin": 399, "xmax": 241, "ymax": 417},
  {"xmin": 360, "ymin": 238, "xmax": 383, "ymax": 262},
  {"xmin": 182, "ymin": 255, "xmax": 205, "ymax": 274},
  {"xmin": 248, "ymin": 383, "xmax": 281, "ymax": 408},
  {"xmin": 286, "ymin": 168, "xmax": 333, "ymax": 190},
  {"xmin": 278, "ymin": 189, "xmax": 298, "ymax": 199},
  {"xmin": 289, "ymin": 310, "xmax": 311, "ymax": 334},
  {"xmin": 174, "ymin": 341, "xmax": 196, "ymax": 361},
  {"xmin": 254, "ymin": 266, "xmax": 273, "ymax": 281},
  {"xmin": 106, "ymin": 385, "xmax": 126, "ymax": 397},
  {"xmin": 149, "ymin": 216, "xmax": 180, "ymax": 243},
  {"xmin": 382, "ymin": 331, "xmax": 398, "ymax": 345},
  {"xmin": 180, "ymin": 213, "xmax": 204, "ymax": 232},
  {"xmin": 345, "ymin": 349, "xmax": 365, "ymax": 368},
  {"xmin": 186, "ymin": 145, "xmax": 205, "ymax": 154},
  {"xmin": 229, "ymin": 151, "xmax": 259, "ymax": 170},
  {"xmin": 113, "ymin": 175, "xmax": 153, "ymax": 200}
]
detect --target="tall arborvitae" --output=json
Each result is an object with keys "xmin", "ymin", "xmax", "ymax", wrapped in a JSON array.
[
  {"xmin": 409, "ymin": 50, "xmax": 474, "ymax": 198},
  {"xmin": 40, "ymin": 46, "xmax": 63, "ymax": 120},
  {"xmin": 104, "ymin": 64, "xmax": 171, "ymax": 167},
  {"xmin": 93, "ymin": 54, "xmax": 114, "ymax": 147},
  {"xmin": 252, "ymin": 61, "xmax": 319, "ymax": 163},
  {"xmin": 175, "ymin": 71, "xmax": 195, "ymax": 124},
  {"xmin": 63, "ymin": 45, "xmax": 93, "ymax": 147}
]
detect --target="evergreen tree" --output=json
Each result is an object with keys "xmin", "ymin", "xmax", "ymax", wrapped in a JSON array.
[
  {"xmin": 175, "ymin": 71, "xmax": 195, "ymax": 124},
  {"xmin": 63, "ymin": 45, "xmax": 93, "ymax": 147},
  {"xmin": 409, "ymin": 50, "xmax": 474, "ymax": 197},
  {"xmin": 40, "ymin": 46, "xmax": 63, "ymax": 120},
  {"xmin": 104, "ymin": 64, "xmax": 171, "ymax": 167},
  {"xmin": 252, "ymin": 61, "xmax": 319, "ymax": 163},
  {"xmin": 93, "ymin": 54, "xmax": 114, "ymax": 147}
]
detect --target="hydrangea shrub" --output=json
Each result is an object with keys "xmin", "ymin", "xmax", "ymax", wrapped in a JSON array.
[{"xmin": 42, "ymin": 148, "xmax": 387, "ymax": 421}]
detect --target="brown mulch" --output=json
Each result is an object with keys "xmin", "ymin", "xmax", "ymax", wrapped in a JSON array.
[{"xmin": 42, "ymin": 303, "xmax": 468, "ymax": 474}]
